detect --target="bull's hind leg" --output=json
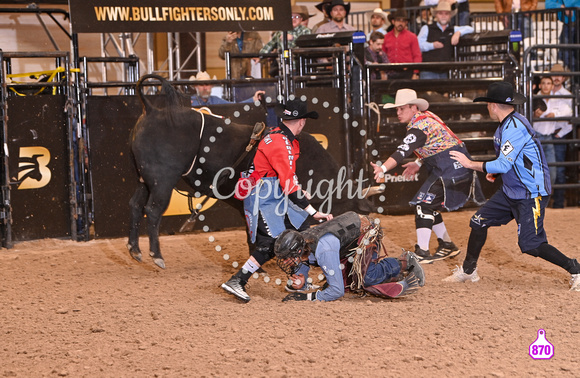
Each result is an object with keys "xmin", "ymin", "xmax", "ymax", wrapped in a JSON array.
[
  {"xmin": 128, "ymin": 182, "xmax": 149, "ymax": 262},
  {"xmin": 144, "ymin": 182, "xmax": 175, "ymax": 269}
]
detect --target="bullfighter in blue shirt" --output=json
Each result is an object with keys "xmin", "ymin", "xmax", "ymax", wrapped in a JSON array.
[{"xmin": 444, "ymin": 82, "xmax": 580, "ymax": 291}]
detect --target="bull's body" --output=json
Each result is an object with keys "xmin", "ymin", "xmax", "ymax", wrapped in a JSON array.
[{"xmin": 128, "ymin": 74, "xmax": 374, "ymax": 268}]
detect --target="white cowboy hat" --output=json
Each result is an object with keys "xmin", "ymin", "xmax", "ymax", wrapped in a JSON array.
[
  {"xmin": 383, "ymin": 89, "xmax": 429, "ymax": 111},
  {"xmin": 432, "ymin": 2, "xmax": 457, "ymax": 17},
  {"xmin": 189, "ymin": 71, "xmax": 214, "ymax": 81},
  {"xmin": 367, "ymin": 8, "xmax": 389, "ymax": 24}
]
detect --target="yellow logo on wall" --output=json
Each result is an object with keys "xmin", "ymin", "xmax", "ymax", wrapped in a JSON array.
[
  {"xmin": 163, "ymin": 189, "xmax": 217, "ymax": 216},
  {"xmin": 17, "ymin": 147, "xmax": 51, "ymax": 189},
  {"xmin": 311, "ymin": 133, "xmax": 328, "ymax": 149}
]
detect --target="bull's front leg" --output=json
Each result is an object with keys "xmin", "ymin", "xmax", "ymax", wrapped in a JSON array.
[{"xmin": 127, "ymin": 182, "xmax": 149, "ymax": 262}]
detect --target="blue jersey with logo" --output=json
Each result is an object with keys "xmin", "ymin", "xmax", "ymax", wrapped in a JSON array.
[{"xmin": 484, "ymin": 111, "xmax": 551, "ymax": 199}]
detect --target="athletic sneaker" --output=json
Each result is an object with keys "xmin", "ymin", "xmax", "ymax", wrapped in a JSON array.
[
  {"xmin": 433, "ymin": 238, "xmax": 461, "ymax": 260},
  {"xmin": 400, "ymin": 250, "xmax": 425, "ymax": 287},
  {"xmin": 442, "ymin": 265, "xmax": 480, "ymax": 283},
  {"xmin": 221, "ymin": 276, "xmax": 250, "ymax": 302},
  {"xmin": 285, "ymin": 282, "xmax": 321, "ymax": 293},
  {"xmin": 414, "ymin": 245, "xmax": 434, "ymax": 265},
  {"xmin": 570, "ymin": 274, "xmax": 580, "ymax": 291}
]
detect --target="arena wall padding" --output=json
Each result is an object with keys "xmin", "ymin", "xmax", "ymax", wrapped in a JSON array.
[
  {"xmin": 295, "ymin": 88, "xmax": 347, "ymax": 167},
  {"xmin": 86, "ymin": 96, "xmax": 266, "ymax": 238},
  {"xmin": 6, "ymin": 95, "xmax": 71, "ymax": 240}
]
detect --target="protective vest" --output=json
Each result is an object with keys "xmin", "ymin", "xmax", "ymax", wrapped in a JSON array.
[
  {"xmin": 422, "ymin": 24, "xmax": 455, "ymax": 62},
  {"xmin": 302, "ymin": 211, "xmax": 362, "ymax": 259}
]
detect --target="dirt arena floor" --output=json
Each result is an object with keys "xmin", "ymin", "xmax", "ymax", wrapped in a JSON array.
[{"xmin": 2, "ymin": 208, "xmax": 579, "ymax": 377}]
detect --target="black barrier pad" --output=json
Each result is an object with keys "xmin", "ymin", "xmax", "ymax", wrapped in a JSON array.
[
  {"xmin": 6, "ymin": 95, "xmax": 71, "ymax": 240},
  {"xmin": 294, "ymin": 88, "xmax": 347, "ymax": 166},
  {"xmin": 87, "ymin": 96, "xmax": 266, "ymax": 238}
]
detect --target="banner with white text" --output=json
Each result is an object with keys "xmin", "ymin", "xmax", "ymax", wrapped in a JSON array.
[{"xmin": 68, "ymin": 0, "xmax": 292, "ymax": 33}]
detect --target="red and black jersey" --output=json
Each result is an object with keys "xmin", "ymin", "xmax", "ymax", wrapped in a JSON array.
[
  {"xmin": 252, "ymin": 124, "xmax": 309, "ymax": 208},
  {"xmin": 253, "ymin": 125, "xmax": 301, "ymax": 194}
]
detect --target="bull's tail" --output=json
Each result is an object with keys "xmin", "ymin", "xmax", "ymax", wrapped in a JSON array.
[{"xmin": 136, "ymin": 74, "xmax": 187, "ymax": 114}]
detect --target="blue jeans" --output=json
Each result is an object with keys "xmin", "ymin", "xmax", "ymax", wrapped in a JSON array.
[
  {"xmin": 559, "ymin": 24, "xmax": 577, "ymax": 71},
  {"xmin": 364, "ymin": 254, "xmax": 401, "ymax": 286},
  {"xmin": 536, "ymin": 134, "xmax": 556, "ymax": 187}
]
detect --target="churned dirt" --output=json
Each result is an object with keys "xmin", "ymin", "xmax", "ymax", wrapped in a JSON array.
[{"xmin": 1, "ymin": 208, "xmax": 579, "ymax": 377}]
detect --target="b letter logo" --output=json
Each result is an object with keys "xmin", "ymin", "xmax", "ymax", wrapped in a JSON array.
[{"xmin": 17, "ymin": 147, "xmax": 51, "ymax": 190}]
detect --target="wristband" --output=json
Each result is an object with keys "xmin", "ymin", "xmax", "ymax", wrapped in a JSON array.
[
  {"xmin": 307, "ymin": 292, "xmax": 317, "ymax": 301},
  {"xmin": 415, "ymin": 158, "xmax": 423, "ymax": 167},
  {"xmin": 305, "ymin": 205, "xmax": 318, "ymax": 216},
  {"xmin": 381, "ymin": 165, "xmax": 387, "ymax": 174}
]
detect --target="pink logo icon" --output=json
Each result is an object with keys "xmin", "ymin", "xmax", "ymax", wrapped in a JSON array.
[{"xmin": 529, "ymin": 329, "xmax": 554, "ymax": 360}]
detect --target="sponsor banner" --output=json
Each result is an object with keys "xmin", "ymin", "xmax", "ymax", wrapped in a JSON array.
[
  {"xmin": 7, "ymin": 96, "xmax": 71, "ymax": 240},
  {"xmin": 69, "ymin": 0, "xmax": 292, "ymax": 33}
]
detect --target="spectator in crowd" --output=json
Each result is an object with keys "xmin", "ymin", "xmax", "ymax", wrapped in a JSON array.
[
  {"xmin": 365, "ymin": 31, "xmax": 389, "ymax": 79},
  {"xmin": 495, "ymin": 0, "xmax": 538, "ymax": 38},
  {"xmin": 416, "ymin": 1, "xmax": 433, "ymax": 30},
  {"xmin": 189, "ymin": 72, "xmax": 264, "ymax": 106},
  {"xmin": 550, "ymin": 63, "xmax": 574, "ymax": 207},
  {"xmin": 260, "ymin": 6, "xmax": 312, "ymax": 54},
  {"xmin": 311, "ymin": 0, "xmax": 332, "ymax": 33},
  {"xmin": 316, "ymin": 0, "xmax": 355, "ymax": 33},
  {"xmin": 424, "ymin": 0, "xmax": 470, "ymax": 26},
  {"xmin": 444, "ymin": 81, "xmax": 580, "ymax": 292},
  {"xmin": 382, "ymin": 9, "xmax": 422, "ymax": 79},
  {"xmin": 418, "ymin": 2, "xmax": 474, "ymax": 79},
  {"xmin": 545, "ymin": 0, "xmax": 579, "ymax": 71},
  {"xmin": 367, "ymin": 8, "xmax": 390, "ymax": 40},
  {"xmin": 260, "ymin": 6, "xmax": 312, "ymax": 77},
  {"xmin": 218, "ymin": 31, "xmax": 263, "ymax": 79},
  {"xmin": 533, "ymin": 76, "xmax": 560, "ymax": 186},
  {"xmin": 297, "ymin": 5, "xmax": 314, "ymax": 28}
]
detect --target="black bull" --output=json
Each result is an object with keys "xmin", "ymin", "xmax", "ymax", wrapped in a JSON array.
[{"xmin": 128, "ymin": 74, "xmax": 379, "ymax": 268}]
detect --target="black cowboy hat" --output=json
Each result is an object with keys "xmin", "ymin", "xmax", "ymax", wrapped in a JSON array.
[
  {"xmin": 315, "ymin": 0, "xmax": 332, "ymax": 12},
  {"xmin": 473, "ymin": 82, "xmax": 526, "ymax": 105},
  {"xmin": 388, "ymin": 8, "xmax": 410, "ymax": 22},
  {"xmin": 325, "ymin": 0, "xmax": 351, "ymax": 16},
  {"xmin": 275, "ymin": 99, "xmax": 319, "ymax": 120}
]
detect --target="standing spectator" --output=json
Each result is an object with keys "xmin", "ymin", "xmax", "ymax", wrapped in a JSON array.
[
  {"xmin": 545, "ymin": 0, "xmax": 579, "ymax": 71},
  {"xmin": 296, "ymin": 5, "xmax": 314, "ymax": 28},
  {"xmin": 533, "ymin": 77, "xmax": 562, "ymax": 186},
  {"xmin": 371, "ymin": 89, "xmax": 485, "ymax": 263},
  {"xmin": 365, "ymin": 31, "xmax": 389, "ymax": 80},
  {"xmin": 418, "ymin": 2, "xmax": 474, "ymax": 80},
  {"xmin": 444, "ymin": 82, "xmax": 580, "ymax": 291},
  {"xmin": 316, "ymin": 0, "xmax": 355, "ymax": 33},
  {"xmin": 367, "ymin": 8, "xmax": 390, "ymax": 39},
  {"xmin": 382, "ymin": 9, "xmax": 422, "ymax": 79},
  {"xmin": 260, "ymin": 6, "xmax": 312, "ymax": 54},
  {"xmin": 221, "ymin": 100, "xmax": 333, "ymax": 303},
  {"xmin": 218, "ymin": 31, "xmax": 263, "ymax": 79},
  {"xmin": 550, "ymin": 63, "xmax": 574, "ymax": 207},
  {"xmin": 495, "ymin": 0, "xmax": 538, "ymax": 38},
  {"xmin": 423, "ymin": 0, "xmax": 470, "ymax": 26},
  {"xmin": 311, "ymin": 0, "xmax": 332, "ymax": 33}
]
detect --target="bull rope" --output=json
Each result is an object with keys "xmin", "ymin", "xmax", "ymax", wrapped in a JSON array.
[{"xmin": 182, "ymin": 108, "xmax": 207, "ymax": 177}]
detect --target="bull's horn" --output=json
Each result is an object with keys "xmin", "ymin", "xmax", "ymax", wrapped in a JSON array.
[{"xmin": 363, "ymin": 185, "xmax": 385, "ymax": 198}]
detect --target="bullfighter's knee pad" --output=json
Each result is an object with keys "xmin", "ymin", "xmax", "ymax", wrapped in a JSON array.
[{"xmin": 415, "ymin": 205, "xmax": 436, "ymax": 229}]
